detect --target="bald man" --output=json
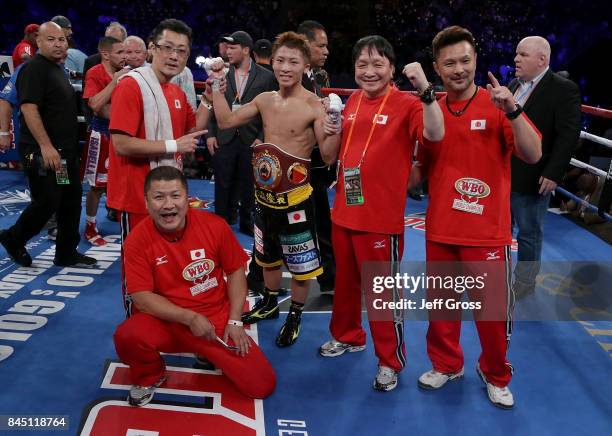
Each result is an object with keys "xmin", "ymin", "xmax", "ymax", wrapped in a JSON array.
[
  {"xmin": 0, "ymin": 22, "xmax": 96, "ymax": 267},
  {"xmin": 509, "ymin": 36, "xmax": 581, "ymax": 298}
]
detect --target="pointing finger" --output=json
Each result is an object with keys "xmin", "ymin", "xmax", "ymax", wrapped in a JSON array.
[
  {"xmin": 188, "ymin": 129, "xmax": 208, "ymax": 138},
  {"xmin": 487, "ymin": 71, "xmax": 500, "ymax": 88}
]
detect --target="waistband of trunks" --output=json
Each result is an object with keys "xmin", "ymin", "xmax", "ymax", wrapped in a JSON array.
[{"xmin": 255, "ymin": 184, "xmax": 313, "ymax": 209}]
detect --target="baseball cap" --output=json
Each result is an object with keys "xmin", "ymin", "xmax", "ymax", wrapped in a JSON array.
[
  {"xmin": 253, "ymin": 39, "xmax": 272, "ymax": 56},
  {"xmin": 24, "ymin": 24, "xmax": 39, "ymax": 34},
  {"xmin": 221, "ymin": 31, "xmax": 253, "ymax": 49},
  {"xmin": 51, "ymin": 15, "xmax": 72, "ymax": 29}
]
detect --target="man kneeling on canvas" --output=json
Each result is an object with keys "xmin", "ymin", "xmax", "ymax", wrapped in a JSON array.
[{"xmin": 113, "ymin": 166, "xmax": 276, "ymax": 406}]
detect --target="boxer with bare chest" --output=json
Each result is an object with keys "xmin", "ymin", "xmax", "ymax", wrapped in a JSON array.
[{"xmin": 212, "ymin": 31, "xmax": 341, "ymax": 347}]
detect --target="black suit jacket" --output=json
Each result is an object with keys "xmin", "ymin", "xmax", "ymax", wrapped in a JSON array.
[
  {"xmin": 509, "ymin": 69, "xmax": 581, "ymax": 194},
  {"xmin": 207, "ymin": 61, "xmax": 276, "ymax": 145}
]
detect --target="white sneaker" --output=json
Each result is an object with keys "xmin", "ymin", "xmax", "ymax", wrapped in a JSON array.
[
  {"xmin": 373, "ymin": 365, "xmax": 398, "ymax": 392},
  {"xmin": 418, "ymin": 367, "xmax": 464, "ymax": 390},
  {"xmin": 476, "ymin": 365, "xmax": 514, "ymax": 409},
  {"xmin": 128, "ymin": 375, "xmax": 167, "ymax": 407},
  {"xmin": 319, "ymin": 338, "xmax": 366, "ymax": 357}
]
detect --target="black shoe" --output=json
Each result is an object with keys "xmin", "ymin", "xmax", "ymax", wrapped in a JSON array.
[
  {"xmin": 276, "ymin": 311, "xmax": 301, "ymax": 347},
  {"xmin": 53, "ymin": 252, "xmax": 97, "ymax": 267},
  {"xmin": 0, "ymin": 230, "xmax": 32, "ymax": 267},
  {"xmin": 242, "ymin": 298, "xmax": 279, "ymax": 324}
]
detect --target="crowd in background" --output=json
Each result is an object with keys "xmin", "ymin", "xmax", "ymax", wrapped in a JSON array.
[{"xmin": 1, "ymin": 0, "xmax": 610, "ymax": 106}]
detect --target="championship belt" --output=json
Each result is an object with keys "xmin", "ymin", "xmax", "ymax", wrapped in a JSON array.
[{"xmin": 252, "ymin": 143, "xmax": 312, "ymax": 208}]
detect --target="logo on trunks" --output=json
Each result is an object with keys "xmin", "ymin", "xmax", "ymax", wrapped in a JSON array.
[
  {"xmin": 285, "ymin": 249, "xmax": 320, "ymax": 273},
  {"xmin": 287, "ymin": 163, "xmax": 308, "ymax": 185},
  {"xmin": 255, "ymin": 188, "xmax": 288, "ymax": 207},
  {"xmin": 452, "ymin": 177, "xmax": 490, "ymax": 215},
  {"xmin": 281, "ymin": 239, "xmax": 315, "ymax": 255},
  {"xmin": 254, "ymin": 224, "xmax": 264, "ymax": 254},
  {"xmin": 285, "ymin": 250, "xmax": 318, "ymax": 265},
  {"xmin": 253, "ymin": 150, "xmax": 281, "ymax": 190},
  {"xmin": 174, "ymin": 99, "xmax": 181, "ymax": 109},
  {"xmin": 182, "ymin": 258, "xmax": 217, "ymax": 296},
  {"xmin": 287, "ymin": 209, "xmax": 306, "ymax": 224}
]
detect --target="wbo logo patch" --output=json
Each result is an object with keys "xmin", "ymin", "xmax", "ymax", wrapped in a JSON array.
[
  {"xmin": 182, "ymin": 259, "xmax": 215, "ymax": 281},
  {"xmin": 454, "ymin": 177, "xmax": 490, "ymax": 198}
]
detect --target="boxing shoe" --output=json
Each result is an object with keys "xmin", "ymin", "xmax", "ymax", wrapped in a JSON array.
[
  {"xmin": 275, "ymin": 311, "xmax": 301, "ymax": 347},
  {"xmin": 84, "ymin": 222, "xmax": 107, "ymax": 246},
  {"xmin": 241, "ymin": 297, "xmax": 279, "ymax": 324}
]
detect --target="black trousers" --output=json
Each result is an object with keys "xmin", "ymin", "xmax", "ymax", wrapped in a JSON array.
[
  {"xmin": 212, "ymin": 135, "xmax": 254, "ymax": 226},
  {"xmin": 247, "ymin": 166, "xmax": 336, "ymax": 289},
  {"xmin": 7, "ymin": 154, "xmax": 82, "ymax": 258}
]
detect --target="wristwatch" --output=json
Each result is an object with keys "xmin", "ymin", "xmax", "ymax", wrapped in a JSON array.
[
  {"xmin": 227, "ymin": 319, "xmax": 243, "ymax": 327},
  {"xmin": 505, "ymin": 103, "xmax": 524, "ymax": 120},
  {"xmin": 0, "ymin": 131, "xmax": 10, "ymax": 136},
  {"xmin": 418, "ymin": 83, "xmax": 436, "ymax": 104}
]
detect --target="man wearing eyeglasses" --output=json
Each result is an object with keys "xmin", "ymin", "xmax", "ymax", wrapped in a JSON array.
[{"xmin": 108, "ymin": 19, "xmax": 214, "ymax": 315}]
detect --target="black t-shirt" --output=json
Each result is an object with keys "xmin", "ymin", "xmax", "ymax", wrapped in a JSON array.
[{"xmin": 17, "ymin": 54, "xmax": 78, "ymax": 157}]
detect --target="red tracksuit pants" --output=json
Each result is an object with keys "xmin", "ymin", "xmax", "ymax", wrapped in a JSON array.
[
  {"xmin": 426, "ymin": 240, "xmax": 514, "ymax": 387},
  {"xmin": 114, "ymin": 312, "xmax": 276, "ymax": 399},
  {"xmin": 329, "ymin": 224, "xmax": 406, "ymax": 372}
]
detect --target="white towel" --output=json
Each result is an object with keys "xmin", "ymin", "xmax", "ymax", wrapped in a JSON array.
[{"xmin": 122, "ymin": 67, "xmax": 181, "ymax": 170}]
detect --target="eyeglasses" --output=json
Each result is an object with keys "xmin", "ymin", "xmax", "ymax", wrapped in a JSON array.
[{"xmin": 154, "ymin": 43, "xmax": 189, "ymax": 57}]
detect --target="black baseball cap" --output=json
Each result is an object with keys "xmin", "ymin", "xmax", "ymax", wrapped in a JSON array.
[
  {"xmin": 253, "ymin": 39, "xmax": 272, "ymax": 56},
  {"xmin": 221, "ymin": 31, "xmax": 253, "ymax": 49},
  {"xmin": 51, "ymin": 15, "xmax": 72, "ymax": 29}
]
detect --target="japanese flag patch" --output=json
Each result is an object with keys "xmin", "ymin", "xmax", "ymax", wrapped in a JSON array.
[
  {"xmin": 190, "ymin": 248, "xmax": 206, "ymax": 260},
  {"xmin": 470, "ymin": 119, "xmax": 486, "ymax": 130},
  {"xmin": 288, "ymin": 210, "xmax": 306, "ymax": 224}
]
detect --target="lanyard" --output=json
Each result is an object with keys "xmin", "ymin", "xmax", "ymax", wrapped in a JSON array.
[
  {"xmin": 341, "ymin": 85, "xmax": 393, "ymax": 169},
  {"xmin": 234, "ymin": 60, "xmax": 251, "ymax": 102}
]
